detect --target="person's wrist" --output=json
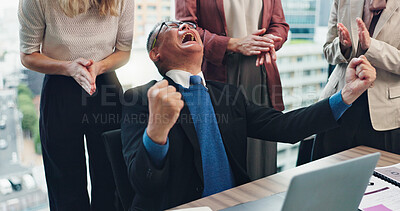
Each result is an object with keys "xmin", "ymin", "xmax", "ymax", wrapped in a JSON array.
[
  {"xmin": 60, "ymin": 61, "xmax": 73, "ymax": 76},
  {"xmin": 227, "ymin": 38, "xmax": 239, "ymax": 53},
  {"xmin": 340, "ymin": 43, "xmax": 352, "ymax": 59},
  {"xmin": 95, "ymin": 61, "xmax": 106, "ymax": 75},
  {"xmin": 341, "ymin": 85, "xmax": 356, "ymax": 105},
  {"xmin": 147, "ymin": 123, "xmax": 169, "ymax": 145},
  {"xmin": 340, "ymin": 43, "xmax": 350, "ymax": 51},
  {"xmin": 363, "ymin": 41, "xmax": 371, "ymax": 51}
]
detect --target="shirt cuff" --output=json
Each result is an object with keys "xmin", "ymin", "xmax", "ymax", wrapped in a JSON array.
[
  {"xmin": 329, "ymin": 90, "xmax": 352, "ymax": 121},
  {"xmin": 143, "ymin": 128, "xmax": 169, "ymax": 167}
]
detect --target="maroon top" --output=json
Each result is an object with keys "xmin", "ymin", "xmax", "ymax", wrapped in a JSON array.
[{"xmin": 176, "ymin": 0, "xmax": 289, "ymax": 111}]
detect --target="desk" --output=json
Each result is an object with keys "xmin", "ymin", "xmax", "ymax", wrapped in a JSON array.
[{"xmin": 174, "ymin": 146, "xmax": 400, "ymax": 210}]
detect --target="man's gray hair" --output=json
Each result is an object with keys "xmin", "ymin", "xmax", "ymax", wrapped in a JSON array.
[{"xmin": 146, "ymin": 22, "xmax": 163, "ymax": 53}]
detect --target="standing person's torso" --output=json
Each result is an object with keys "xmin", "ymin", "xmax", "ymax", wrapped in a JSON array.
[
  {"xmin": 223, "ymin": 0, "xmax": 263, "ymax": 38},
  {"xmin": 42, "ymin": 1, "xmax": 119, "ymax": 62},
  {"xmin": 19, "ymin": 0, "xmax": 131, "ymax": 62},
  {"xmin": 323, "ymin": 0, "xmax": 400, "ymax": 131}
]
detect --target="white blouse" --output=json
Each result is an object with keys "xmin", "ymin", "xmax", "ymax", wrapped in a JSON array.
[
  {"xmin": 18, "ymin": 0, "xmax": 134, "ymax": 62},
  {"xmin": 223, "ymin": 0, "xmax": 263, "ymax": 38}
]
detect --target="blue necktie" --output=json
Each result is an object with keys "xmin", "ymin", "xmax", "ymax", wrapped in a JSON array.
[{"xmin": 180, "ymin": 75, "xmax": 234, "ymax": 197}]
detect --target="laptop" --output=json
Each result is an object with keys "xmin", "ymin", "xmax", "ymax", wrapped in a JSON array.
[{"xmin": 222, "ymin": 152, "xmax": 380, "ymax": 211}]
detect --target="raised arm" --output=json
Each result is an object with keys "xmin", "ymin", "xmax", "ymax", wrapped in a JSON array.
[
  {"xmin": 121, "ymin": 80, "xmax": 183, "ymax": 199},
  {"xmin": 323, "ymin": 0, "xmax": 354, "ymax": 65},
  {"xmin": 246, "ymin": 56, "xmax": 376, "ymax": 143}
]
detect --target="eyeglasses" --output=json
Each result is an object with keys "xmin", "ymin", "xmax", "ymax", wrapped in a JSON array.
[{"xmin": 151, "ymin": 21, "xmax": 197, "ymax": 50}]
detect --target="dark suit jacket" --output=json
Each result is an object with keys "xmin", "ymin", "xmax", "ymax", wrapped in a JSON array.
[
  {"xmin": 175, "ymin": 0, "xmax": 289, "ymax": 110},
  {"xmin": 121, "ymin": 78, "xmax": 338, "ymax": 211}
]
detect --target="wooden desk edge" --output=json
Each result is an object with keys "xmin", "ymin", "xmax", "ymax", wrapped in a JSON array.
[{"xmin": 171, "ymin": 146, "xmax": 400, "ymax": 211}]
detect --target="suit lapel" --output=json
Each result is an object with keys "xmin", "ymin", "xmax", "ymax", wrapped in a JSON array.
[
  {"xmin": 373, "ymin": 0, "xmax": 400, "ymax": 38},
  {"xmin": 260, "ymin": 0, "xmax": 269, "ymax": 27},
  {"xmin": 179, "ymin": 104, "xmax": 204, "ymax": 182},
  {"xmin": 350, "ymin": 0, "xmax": 364, "ymax": 53},
  {"xmin": 164, "ymin": 76, "xmax": 204, "ymax": 182},
  {"xmin": 215, "ymin": 0, "xmax": 227, "ymax": 33}
]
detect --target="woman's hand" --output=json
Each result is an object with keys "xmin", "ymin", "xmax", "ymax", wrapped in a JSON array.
[
  {"xmin": 256, "ymin": 34, "xmax": 282, "ymax": 66},
  {"xmin": 87, "ymin": 60, "xmax": 105, "ymax": 94},
  {"xmin": 356, "ymin": 18, "xmax": 371, "ymax": 51},
  {"xmin": 337, "ymin": 23, "xmax": 352, "ymax": 51},
  {"xmin": 64, "ymin": 58, "xmax": 95, "ymax": 95},
  {"xmin": 228, "ymin": 28, "xmax": 275, "ymax": 56}
]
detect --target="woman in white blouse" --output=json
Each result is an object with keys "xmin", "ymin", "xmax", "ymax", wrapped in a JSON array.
[{"xmin": 18, "ymin": 0, "xmax": 134, "ymax": 210}]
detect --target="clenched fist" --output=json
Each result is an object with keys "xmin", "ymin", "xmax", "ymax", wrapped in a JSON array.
[
  {"xmin": 146, "ymin": 80, "xmax": 184, "ymax": 145},
  {"xmin": 342, "ymin": 55, "xmax": 376, "ymax": 105}
]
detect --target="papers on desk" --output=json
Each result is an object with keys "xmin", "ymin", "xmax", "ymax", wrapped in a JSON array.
[
  {"xmin": 374, "ymin": 163, "xmax": 400, "ymax": 187},
  {"xmin": 359, "ymin": 163, "xmax": 400, "ymax": 211},
  {"xmin": 172, "ymin": 207, "xmax": 212, "ymax": 211}
]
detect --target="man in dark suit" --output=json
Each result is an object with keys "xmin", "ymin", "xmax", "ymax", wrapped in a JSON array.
[{"xmin": 121, "ymin": 21, "xmax": 376, "ymax": 211}]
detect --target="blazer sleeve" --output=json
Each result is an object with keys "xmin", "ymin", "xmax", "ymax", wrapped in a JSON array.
[
  {"xmin": 323, "ymin": 0, "xmax": 354, "ymax": 65},
  {"xmin": 245, "ymin": 96, "xmax": 339, "ymax": 144},
  {"xmin": 265, "ymin": 0, "xmax": 290, "ymax": 51},
  {"xmin": 175, "ymin": 0, "xmax": 230, "ymax": 66},
  {"xmin": 365, "ymin": 38, "xmax": 400, "ymax": 75},
  {"xmin": 121, "ymin": 83, "xmax": 171, "ymax": 198}
]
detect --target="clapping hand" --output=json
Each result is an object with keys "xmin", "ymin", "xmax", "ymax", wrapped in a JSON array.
[
  {"xmin": 356, "ymin": 18, "xmax": 371, "ymax": 50},
  {"xmin": 341, "ymin": 55, "xmax": 376, "ymax": 105},
  {"xmin": 337, "ymin": 23, "xmax": 352, "ymax": 51}
]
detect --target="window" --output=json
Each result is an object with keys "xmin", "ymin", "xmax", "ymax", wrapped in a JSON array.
[
  {"xmin": 147, "ymin": 6, "xmax": 156, "ymax": 11},
  {"xmin": 297, "ymin": 56, "xmax": 303, "ymax": 62},
  {"xmin": 162, "ymin": 6, "xmax": 170, "ymax": 12}
]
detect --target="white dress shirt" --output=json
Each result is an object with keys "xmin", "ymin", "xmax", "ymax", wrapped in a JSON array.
[{"xmin": 166, "ymin": 70, "xmax": 207, "ymax": 88}]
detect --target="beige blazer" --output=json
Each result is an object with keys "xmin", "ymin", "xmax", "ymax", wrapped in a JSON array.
[{"xmin": 321, "ymin": 0, "xmax": 400, "ymax": 131}]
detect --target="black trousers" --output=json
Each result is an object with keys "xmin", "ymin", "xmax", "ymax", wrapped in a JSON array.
[
  {"xmin": 312, "ymin": 92, "xmax": 400, "ymax": 160},
  {"xmin": 39, "ymin": 72, "xmax": 123, "ymax": 211}
]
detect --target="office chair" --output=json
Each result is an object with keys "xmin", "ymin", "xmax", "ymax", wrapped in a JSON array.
[
  {"xmin": 296, "ymin": 135, "xmax": 315, "ymax": 166},
  {"xmin": 102, "ymin": 129, "xmax": 135, "ymax": 211}
]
